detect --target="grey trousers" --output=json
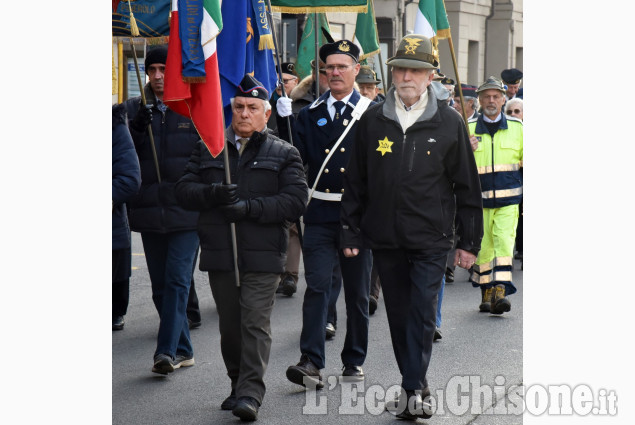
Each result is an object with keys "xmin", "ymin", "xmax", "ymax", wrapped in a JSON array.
[{"xmin": 209, "ymin": 271, "xmax": 279, "ymax": 404}]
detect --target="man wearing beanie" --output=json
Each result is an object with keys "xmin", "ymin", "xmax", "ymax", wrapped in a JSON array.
[
  {"xmin": 123, "ymin": 45, "xmax": 202, "ymax": 374},
  {"xmin": 176, "ymin": 74, "xmax": 308, "ymax": 421}
]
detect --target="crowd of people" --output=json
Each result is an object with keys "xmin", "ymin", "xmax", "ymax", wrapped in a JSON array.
[{"xmin": 112, "ymin": 35, "xmax": 523, "ymax": 421}]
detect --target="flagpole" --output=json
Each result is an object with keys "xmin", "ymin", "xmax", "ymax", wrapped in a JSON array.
[
  {"xmin": 369, "ymin": 0, "xmax": 387, "ymax": 94},
  {"xmin": 265, "ymin": 0, "xmax": 304, "ymax": 249},
  {"xmin": 314, "ymin": 12, "xmax": 320, "ymax": 100},
  {"xmin": 446, "ymin": 34, "xmax": 469, "ymax": 130},
  {"xmin": 264, "ymin": 0, "xmax": 294, "ymax": 145}
]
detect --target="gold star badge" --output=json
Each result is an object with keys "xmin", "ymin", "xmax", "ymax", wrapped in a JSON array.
[{"xmin": 377, "ymin": 137, "xmax": 393, "ymax": 156}]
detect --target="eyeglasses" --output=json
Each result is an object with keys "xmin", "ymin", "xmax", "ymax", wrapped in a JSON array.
[
  {"xmin": 320, "ymin": 65, "xmax": 352, "ymax": 73},
  {"xmin": 506, "ymin": 109, "xmax": 522, "ymax": 114},
  {"xmin": 281, "ymin": 78, "xmax": 297, "ymax": 84}
]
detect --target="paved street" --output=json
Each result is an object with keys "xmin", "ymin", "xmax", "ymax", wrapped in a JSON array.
[{"xmin": 113, "ymin": 232, "xmax": 523, "ymax": 424}]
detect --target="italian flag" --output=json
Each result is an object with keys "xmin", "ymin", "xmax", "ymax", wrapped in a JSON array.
[
  {"xmin": 414, "ymin": 0, "xmax": 451, "ymax": 40},
  {"xmin": 164, "ymin": 0, "xmax": 225, "ymax": 157}
]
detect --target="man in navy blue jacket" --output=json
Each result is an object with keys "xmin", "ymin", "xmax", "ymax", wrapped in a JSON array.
[
  {"xmin": 285, "ymin": 40, "xmax": 373, "ymax": 389},
  {"xmin": 123, "ymin": 46, "xmax": 201, "ymax": 375},
  {"xmin": 112, "ymin": 103, "xmax": 140, "ymax": 331}
]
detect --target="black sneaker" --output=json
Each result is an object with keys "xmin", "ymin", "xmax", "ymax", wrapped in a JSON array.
[
  {"xmin": 286, "ymin": 354, "xmax": 324, "ymax": 389},
  {"xmin": 152, "ymin": 354, "xmax": 174, "ymax": 375},
  {"xmin": 433, "ymin": 327, "xmax": 442, "ymax": 342},
  {"xmin": 369, "ymin": 295, "xmax": 378, "ymax": 315},
  {"xmin": 112, "ymin": 316, "xmax": 125, "ymax": 331},
  {"xmin": 232, "ymin": 396, "xmax": 260, "ymax": 421},
  {"xmin": 188, "ymin": 318, "xmax": 201, "ymax": 329},
  {"xmin": 445, "ymin": 267, "xmax": 454, "ymax": 283},
  {"xmin": 174, "ymin": 353, "xmax": 195, "ymax": 369},
  {"xmin": 281, "ymin": 274, "xmax": 297, "ymax": 296}
]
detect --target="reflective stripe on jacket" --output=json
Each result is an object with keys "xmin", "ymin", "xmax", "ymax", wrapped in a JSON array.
[{"xmin": 468, "ymin": 114, "xmax": 523, "ymax": 208}]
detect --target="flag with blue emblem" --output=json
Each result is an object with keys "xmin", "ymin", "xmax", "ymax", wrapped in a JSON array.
[{"xmin": 217, "ymin": 0, "xmax": 278, "ymax": 125}]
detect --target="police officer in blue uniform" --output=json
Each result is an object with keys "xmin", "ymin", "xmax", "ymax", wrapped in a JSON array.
[{"xmin": 285, "ymin": 40, "xmax": 373, "ymax": 389}]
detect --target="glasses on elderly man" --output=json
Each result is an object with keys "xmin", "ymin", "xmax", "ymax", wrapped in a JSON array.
[{"xmin": 506, "ymin": 109, "xmax": 521, "ymax": 114}]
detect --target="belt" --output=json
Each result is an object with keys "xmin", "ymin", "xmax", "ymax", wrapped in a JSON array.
[{"xmin": 311, "ymin": 191, "xmax": 342, "ymax": 201}]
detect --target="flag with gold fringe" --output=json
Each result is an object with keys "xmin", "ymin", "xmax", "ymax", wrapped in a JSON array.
[
  {"xmin": 217, "ymin": 0, "xmax": 278, "ymax": 125},
  {"xmin": 112, "ymin": 0, "xmax": 171, "ymax": 40},
  {"xmin": 163, "ymin": 0, "xmax": 225, "ymax": 157},
  {"xmin": 353, "ymin": 0, "xmax": 380, "ymax": 62},
  {"xmin": 414, "ymin": 0, "xmax": 451, "ymax": 61},
  {"xmin": 270, "ymin": 0, "xmax": 367, "ymax": 14}
]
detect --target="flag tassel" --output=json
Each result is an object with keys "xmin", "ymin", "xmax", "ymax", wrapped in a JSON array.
[
  {"xmin": 127, "ymin": 1, "xmax": 140, "ymax": 37},
  {"xmin": 258, "ymin": 34, "xmax": 275, "ymax": 50}
]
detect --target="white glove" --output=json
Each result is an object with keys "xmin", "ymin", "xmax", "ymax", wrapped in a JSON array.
[{"xmin": 277, "ymin": 96, "xmax": 293, "ymax": 118}]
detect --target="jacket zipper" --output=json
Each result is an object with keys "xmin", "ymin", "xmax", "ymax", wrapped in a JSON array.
[{"xmin": 490, "ymin": 134, "xmax": 496, "ymax": 204}]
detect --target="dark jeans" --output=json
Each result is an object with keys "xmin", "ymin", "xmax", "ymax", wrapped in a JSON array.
[
  {"xmin": 141, "ymin": 231, "xmax": 199, "ymax": 359},
  {"xmin": 209, "ymin": 271, "xmax": 279, "ymax": 404},
  {"xmin": 373, "ymin": 249, "xmax": 446, "ymax": 391},
  {"xmin": 300, "ymin": 223, "xmax": 371, "ymax": 369}
]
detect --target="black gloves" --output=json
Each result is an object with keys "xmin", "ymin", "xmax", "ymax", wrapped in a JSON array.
[
  {"xmin": 130, "ymin": 103, "xmax": 153, "ymax": 132},
  {"xmin": 219, "ymin": 200, "xmax": 251, "ymax": 222},
  {"xmin": 209, "ymin": 183, "xmax": 238, "ymax": 205}
]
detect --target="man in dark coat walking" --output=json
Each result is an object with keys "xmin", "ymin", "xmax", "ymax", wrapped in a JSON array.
[{"xmin": 175, "ymin": 75, "xmax": 308, "ymax": 422}]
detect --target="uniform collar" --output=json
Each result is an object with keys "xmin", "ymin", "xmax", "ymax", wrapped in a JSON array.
[
  {"xmin": 474, "ymin": 111, "xmax": 509, "ymax": 134},
  {"xmin": 310, "ymin": 89, "xmax": 361, "ymax": 110}
]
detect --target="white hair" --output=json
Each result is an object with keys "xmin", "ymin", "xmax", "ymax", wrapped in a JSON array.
[
  {"xmin": 230, "ymin": 97, "xmax": 271, "ymax": 113},
  {"xmin": 506, "ymin": 98, "xmax": 523, "ymax": 110}
]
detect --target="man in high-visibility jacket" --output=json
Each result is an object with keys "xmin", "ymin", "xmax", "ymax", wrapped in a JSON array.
[{"xmin": 468, "ymin": 76, "xmax": 523, "ymax": 315}]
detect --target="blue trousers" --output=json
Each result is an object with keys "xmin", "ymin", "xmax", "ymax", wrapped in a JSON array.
[
  {"xmin": 141, "ymin": 231, "xmax": 199, "ymax": 359},
  {"xmin": 300, "ymin": 223, "xmax": 371, "ymax": 369},
  {"xmin": 373, "ymin": 249, "xmax": 446, "ymax": 391}
]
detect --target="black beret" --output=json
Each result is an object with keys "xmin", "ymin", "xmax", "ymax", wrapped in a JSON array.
[
  {"xmin": 144, "ymin": 45, "xmax": 168, "ymax": 74},
  {"xmin": 281, "ymin": 62, "xmax": 298, "ymax": 76},
  {"xmin": 458, "ymin": 84, "xmax": 477, "ymax": 98},
  {"xmin": 500, "ymin": 68, "xmax": 523, "ymax": 84},
  {"xmin": 235, "ymin": 74, "xmax": 269, "ymax": 101},
  {"xmin": 319, "ymin": 40, "xmax": 360, "ymax": 63}
]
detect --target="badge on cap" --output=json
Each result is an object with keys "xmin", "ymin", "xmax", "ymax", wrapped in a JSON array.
[
  {"xmin": 403, "ymin": 37, "xmax": 422, "ymax": 55},
  {"xmin": 338, "ymin": 41, "xmax": 351, "ymax": 52},
  {"xmin": 252, "ymin": 90, "xmax": 259, "ymax": 97}
]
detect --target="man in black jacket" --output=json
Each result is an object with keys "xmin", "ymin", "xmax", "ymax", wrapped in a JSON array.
[
  {"xmin": 340, "ymin": 34, "xmax": 483, "ymax": 420},
  {"xmin": 123, "ymin": 45, "xmax": 202, "ymax": 375},
  {"xmin": 175, "ymin": 75, "xmax": 308, "ymax": 422}
]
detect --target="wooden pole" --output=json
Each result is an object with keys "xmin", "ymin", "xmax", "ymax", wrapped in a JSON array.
[{"xmin": 446, "ymin": 35, "xmax": 469, "ymax": 131}]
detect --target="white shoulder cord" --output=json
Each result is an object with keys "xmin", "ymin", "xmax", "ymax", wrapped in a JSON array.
[{"xmin": 307, "ymin": 96, "xmax": 372, "ymax": 205}]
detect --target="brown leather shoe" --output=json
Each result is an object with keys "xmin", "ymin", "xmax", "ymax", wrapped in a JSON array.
[{"xmin": 286, "ymin": 354, "xmax": 324, "ymax": 389}]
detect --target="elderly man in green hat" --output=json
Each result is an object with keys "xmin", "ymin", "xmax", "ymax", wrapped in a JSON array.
[
  {"xmin": 467, "ymin": 76, "xmax": 523, "ymax": 315},
  {"xmin": 356, "ymin": 65, "xmax": 384, "ymax": 102},
  {"xmin": 340, "ymin": 34, "xmax": 483, "ymax": 420}
]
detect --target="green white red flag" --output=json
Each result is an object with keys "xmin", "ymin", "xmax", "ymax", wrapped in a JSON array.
[{"xmin": 164, "ymin": 0, "xmax": 225, "ymax": 157}]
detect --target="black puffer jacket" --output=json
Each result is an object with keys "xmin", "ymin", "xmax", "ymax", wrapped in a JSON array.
[
  {"xmin": 341, "ymin": 86, "xmax": 483, "ymax": 256},
  {"xmin": 175, "ymin": 127, "xmax": 308, "ymax": 273},
  {"xmin": 123, "ymin": 83, "xmax": 200, "ymax": 233}
]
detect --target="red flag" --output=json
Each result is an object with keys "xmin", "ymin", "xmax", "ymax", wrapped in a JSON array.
[{"xmin": 164, "ymin": 0, "xmax": 225, "ymax": 157}]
